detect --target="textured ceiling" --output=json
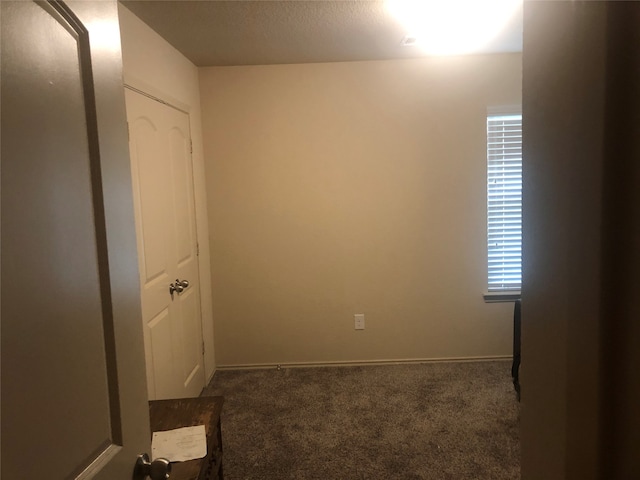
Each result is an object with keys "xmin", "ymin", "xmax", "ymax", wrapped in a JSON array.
[{"xmin": 120, "ymin": 0, "xmax": 523, "ymax": 67}]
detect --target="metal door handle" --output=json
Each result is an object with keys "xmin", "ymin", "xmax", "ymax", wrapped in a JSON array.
[
  {"xmin": 169, "ymin": 282, "xmax": 183, "ymax": 295},
  {"xmin": 169, "ymin": 279, "xmax": 189, "ymax": 296},
  {"xmin": 134, "ymin": 453, "xmax": 171, "ymax": 480}
]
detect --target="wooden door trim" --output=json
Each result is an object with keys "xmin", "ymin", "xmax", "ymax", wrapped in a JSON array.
[
  {"xmin": 125, "ymin": 83, "xmax": 190, "ymax": 115},
  {"xmin": 76, "ymin": 445, "xmax": 121, "ymax": 480},
  {"xmin": 47, "ymin": 0, "xmax": 128, "ymax": 450}
]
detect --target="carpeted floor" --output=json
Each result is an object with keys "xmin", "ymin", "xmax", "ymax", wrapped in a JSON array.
[{"xmin": 202, "ymin": 360, "xmax": 520, "ymax": 480}]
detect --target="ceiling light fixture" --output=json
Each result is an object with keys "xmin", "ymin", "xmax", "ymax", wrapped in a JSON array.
[
  {"xmin": 401, "ymin": 35, "xmax": 419, "ymax": 46},
  {"xmin": 387, "ymin": 0, "xmax": 521, "ymax": 56}
]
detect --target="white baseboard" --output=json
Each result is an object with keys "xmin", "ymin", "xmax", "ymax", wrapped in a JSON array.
[{"xmin": 215, "ymin": 355, "xmax": 512, "ymax": 371}]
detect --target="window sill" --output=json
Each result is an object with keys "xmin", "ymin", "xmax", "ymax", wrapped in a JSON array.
[{"xmin": 483, "ymin": 291, "xmax": 521, "ymax": 303}]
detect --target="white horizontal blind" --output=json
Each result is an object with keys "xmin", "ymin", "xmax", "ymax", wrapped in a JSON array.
[{"xmin": 487, "ymin": 113, "xmax": 522, "ymax": 291}]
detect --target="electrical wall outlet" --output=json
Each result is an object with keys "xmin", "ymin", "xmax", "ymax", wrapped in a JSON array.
[{"xmin": 354, "ymin": 314, "xmax": 365, "ymax": 330}]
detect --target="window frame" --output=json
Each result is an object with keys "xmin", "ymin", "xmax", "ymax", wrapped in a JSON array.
[{"xmin": 483, "ymin": 106, "xmax": 522, "ymax": 303}]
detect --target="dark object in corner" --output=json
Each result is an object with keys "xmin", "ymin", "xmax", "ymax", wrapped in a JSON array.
[
  {"xmin": 512, "ymin": 299, "xmax": 521, "ymax": 401},
  {"xmin": 149, "ymin": 396, "xmax": 225, "ymax": 480}
]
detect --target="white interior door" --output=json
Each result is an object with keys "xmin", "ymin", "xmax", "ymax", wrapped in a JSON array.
[
  {"xmin": 125, "ymin": 89, "xmax": 206, "ymax": 400},
  {"xmin": 1, "ymin": 1, "xmax": 151, "ymax": 478}
]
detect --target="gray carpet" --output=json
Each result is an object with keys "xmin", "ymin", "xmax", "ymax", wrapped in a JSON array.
[{"xmin": 202, "ymin": 360, "xmax": 520, "ymax": 480}]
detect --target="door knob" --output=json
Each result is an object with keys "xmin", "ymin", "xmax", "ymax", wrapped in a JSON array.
[
  {"xmin": 169, "ymin": 282, "xmax": 183, "ymax": 296},
  {"xmin": 169, "ymin": 279, "xmax": 189, "ymax": 296},
  {"xmin": 134, "ymin": 453, "xmax": 171, "ymax": 480}
]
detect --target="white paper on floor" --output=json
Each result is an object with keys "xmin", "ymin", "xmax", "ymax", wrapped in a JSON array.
[{"xmin": 151, "ymin": 425, "xmax": 207, "ymax": 462}]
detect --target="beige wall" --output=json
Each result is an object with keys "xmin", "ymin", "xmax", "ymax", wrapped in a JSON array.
[
  {"xmin": 118, "ymin": 5, "xmax": 216, "ymax": 380},
  {"xmin": 199, "ymin": 54, "xmax": 522, "ymax": 367}
]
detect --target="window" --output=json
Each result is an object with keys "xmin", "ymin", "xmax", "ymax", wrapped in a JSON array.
[{"xmin": 486, "ymin": 111, "xmax": 522, "ymax": 297}]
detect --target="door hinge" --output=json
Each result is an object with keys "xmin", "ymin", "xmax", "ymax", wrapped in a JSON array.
[
  {"xmin": 190, "ymin": 139, "xmax": 193, "ymax": 154},
  {"xmin": 202, "ymin": 342, "xmax": 205, "ymax": 356},
  {"xmin": 196, "ymin": 243, "xmax": 199, "ymax": 256}
]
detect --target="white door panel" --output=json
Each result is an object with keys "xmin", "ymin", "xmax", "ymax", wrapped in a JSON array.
[
  {"xmin": 132, "ymin": 118, "xmax": 173, "ymax": 283},
  {"xmin": 126, "ymin": 89, "xmax": 205, "ymax": 400},
  {"xmin": 148, "ymin": 310, "xmax": 176, "ymax": 399}
]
